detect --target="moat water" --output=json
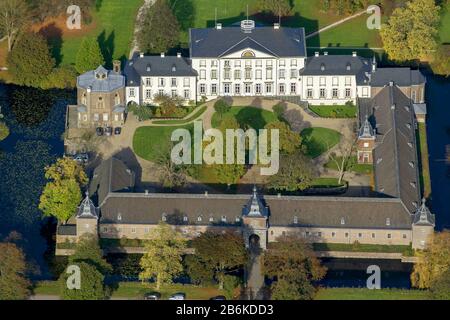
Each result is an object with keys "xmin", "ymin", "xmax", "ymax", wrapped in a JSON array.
[{"xmin": 0, "ymin": 74, "xmax": 449, "ymax": 284}]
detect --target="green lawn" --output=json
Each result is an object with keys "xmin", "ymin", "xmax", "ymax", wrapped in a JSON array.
[
  {"xmin": 33, "ymin": 281, "xmax": 61, "ymax": 296},
  {"xmin": 417, "ymin": 123, "xmax": 431, "ymax": 198},
  {"xmin": 58, "ymin": 0, "xmax": 143, "ymax": 66},
  {"xmin": 325, "ymin": 156, "xmax": 373, "ymax": 175},
  {"xmin": 315, "ymin": 288, "xmax": 430, "ymax": 300},
  {"xmin": 301, "ymin": 127, "xmax": 341, "ymax": 158},
  {"xmin": 309, "ymin": 104, "xmax": 358, "ymax": 118},
  {"xmin": 211, "ymin": 106, "xmax": 278, "ymax": 129},
  {"xmin": 152, "ymin": 106, "xmax": 207, "ymax": 125},
  {"xmin": 133, "ymin": 123, "xmax": 193, "ymax": 162},
  {"xmin": 440, "ymin": 4, "xmax": 450, "ymax": 44},
  {"xmin": 313, "ymin": 243, "xmax": 413, "ymax": 255}
]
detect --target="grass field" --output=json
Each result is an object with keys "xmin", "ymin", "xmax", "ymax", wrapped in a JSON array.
[
  {"xmin": 325, "ymin": 156, "xmax": 373, "ymax": 175},
  {"xmin": 133, "ymin": 123, "xmax": 193, "ymax": 161},
  {"xmin": 301, "ymin": 127, "xmax": 341, "ymax": 158},
  {"xmin": 312, "ymin": 243, "xmax": 413, "ymax": 255},
  {"xmin": 315, "ymin": 288, "xmax": 430, "ymax": 300},
  {"xmin": 152, "ymin": 106, "xmax": 208, "ymax": 125},
  {"xmin": 417, "ymin": 123, "xmax": 431, "ymax": 198},
  {"xmin": 309, "ymin": 104, "xmax": 358, "ymax": 118},
  {"xmin": 36, "ymin": 0, "xmax": 143, "ymax": 66},
  {"xmin": 311, "ymin": 177, "xmax": 345, "ymax": 188},
  {"xmin": 440, "ymin": 3, "xmax": 450, "ymax": 44},
  {"xmin": 211, "ymin": 106, "xmax": 278, "ymax": 129}
]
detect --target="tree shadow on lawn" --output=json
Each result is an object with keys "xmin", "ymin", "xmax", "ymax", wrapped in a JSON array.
[
  {"xmin": 38, "ymin": 23, "xmax": 63, "ymax": 66},
  {"xmin": 98, "ymin": 30, "xmax": 115, "ymax": 69}
]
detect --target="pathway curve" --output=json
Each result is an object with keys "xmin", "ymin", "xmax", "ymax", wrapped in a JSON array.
[
  {"xmin": 129, "ymin": 0, "xmax": 156, "ymax": 58},
  {"xmin": 305, "ymin": 10, "xmax": 367, "ymax": 39}
]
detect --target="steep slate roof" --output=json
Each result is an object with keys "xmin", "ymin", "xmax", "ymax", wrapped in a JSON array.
[
  {"xmin": 77, "ymin": 66, "xmax": 125, "ymax": 92},
  {"xmin": 123, "ymin": 54, "xmax": 197, "ymax": 86},
  {"xmin": 300, "ymin": 55, "xmax": 372, "ymax": 85},
  {"xmin": 189, "ymin": 27, "xmax": 306, "ymax": 58},
  {"xmin": 93, "ymin": 158, "xmax": 412, "ymax": 230},
  {"xmin": 362, "ymin": 84, "xmax": 421, "ymax": 213},
  {"xmin": 370, "ymin": 68, "xmax": 426, "ymax": 87}
]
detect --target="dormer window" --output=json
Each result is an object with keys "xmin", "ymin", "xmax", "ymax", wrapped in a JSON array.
[
  {"xmin": 340, "ymin": 217, "xmax": 345, "ymax": 225},
  {"xmin": 412, "ymin": 201, "xmax": 418, "ymax": 208},
  {"xmin": 172, "ymin": 65, "xmax": 177, "ymax": 72},
  {"xmin": 235, "ymin": 216, "xmax": 240, "ymax": 222},
  {"xmin": 209, "ymin": 216, "xmax": 214, "ymax": 222},
  {"xmin": 197, "ymin": 215, "xmax": 203, "ymax": 222},
  {"xmin": 183, "ymin": 216, "xmax": 188, "ymax": 222},
  {"xmin": 146, "ymin": 64, "xmax": 151, "ymax": 72},
  {"xmin": 117, "ymin": 213, "xmax": 122, "ymax": 221},
  {"xmin": 293, "ymin": 216, "xmax": 298, "ymax": 224},
  {"xmin": 346, "ymin": 63, "xmax": 351, "ymax": 71},
  {"xmin": 320, "ymin": 63, "xmax": 325, "ymax": 71},
  {"xmin": 376, "ymin": 158, "xmax": 383, "ymax": 164},
  {"xmin": 162, "ymin": 213, "xmax": 167, "ymax": 222},
  {"xmin": 408, "ymin": 142, "xmax": 413, "ymax": 148},
  {"xmin": 386, "ymin": 218, "xmax": 391, "ymax": 226},
  {"xmin": 221, "ymin": 216, "xmax": 227, "ymax": 223},
  {"xmin": 410, "ymin": 182, "xmax": 417, "ymax": 188},
  {"xmin": 406, "ymin": 123, "xmax": 411, "ymax": 129},
  {"xmin": 409, "ymin": 161, "xmax": 415, "ymax": 168}
]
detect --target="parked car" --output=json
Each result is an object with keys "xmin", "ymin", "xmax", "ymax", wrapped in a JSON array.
[
  {"xmin": 114, "ymin": 127, "xmax": 122, "ymax": 135},
  {"xmin": 73, "ymin": 153, "xmax": 89, "ymax": 164},
  {"xmin": 96, "ymin": 127, "xmax": 104, "ymax": 136},
  {"xmin": 210, "ymin": 295, "xmax": 226, "ymax": 300},
  {"xmin": 169, "ymin": 293, "xmax": 185, "ymax": 300},
  {"xmin": 143, "ymin": 292, "xmax": 161, "ymax": 300},
  {"xmin": 105, "ymin": 127, "xmax": 113, "ymax": 136}
]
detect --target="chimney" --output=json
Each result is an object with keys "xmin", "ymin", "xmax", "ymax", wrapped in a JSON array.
[
  {"xmin": 352, "ymin": 51, "xmax": 357, "ymax": 57},
  {"xmin": 273, "ymin": 23, "xmax": 280, "ymax": 29},
  {"xmin": 177, "ymin": 52, "xmax": 181, "ymax": 58},
  {"xmin": 160, "ymin": 52, "xmax": 165, "ymax": 58},
  {"xmin": 113, "ymin": 60, "xmax": 121, "ymax": 74},
  {"xmin": 87, "ymin": 86, "xmax": 92, "ymax": 93},
  {"xmin": 324, "ymin": 52, "xmax": 328, "ymax": 56},
  {"xmin": 140, "ymin": 52, "xmax": 144, "ymax": 58},
  {"xmin": 315, "ymin": 52, "xmax": 319, "ymax": 57},
  {"xmin": 145, "ymin": 190, "xmax": 149, "ymax": 195},
  {"xmin": 216, "ymin": 23, "xmax": 222, "ymax": 30}
]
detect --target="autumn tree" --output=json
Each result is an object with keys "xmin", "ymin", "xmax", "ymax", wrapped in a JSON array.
[
  {"xmin": 431, "ymin": 45, "xmax": 450, "ymax": 77},
  {"xmin": 186, "ymin": 231, "xmax": 247, "ymax": 290},
  {"xmin": 264, "ymin": 120, "xmax": 302, "ymax": 155},
  {"xmin": 7, "ymin": 32, "xmax": 55, "ymax": 87},
  {"xmin": 0, "ymin": 240, "xmax": 30, "ymax": 300},
  {"xmin": 258, "ymin": 0, "xmax": 292, "ymax": 17},
  {"xmin": 429, "ymin": 267, "xmax": 450, "ymax": 300},
  {"xmin": 0, "ymin": 122, "xmax": 10, "ymax": 141},
  {"xmin": 327, "ymin": 124, "xmax": 356, "ymax": 184},
  {"xmin": 153, "ymin": 93, "xmax": 185, "ymax": 117},
  {"xmin": 59, "ymin": 234, "xmax": 111, "ymax": 300},
  {"xmin": 380, "ymin": 0, "xmax": 441, "ymax": 61},
  {"xmin": 268, "ymin": 151, "xmax": 316, "ymax": 192},
  {"xmin": 155, "ymin": 141, "xmax": 187, "ymax": 189},
  {"xmin": 0, "ymin": 0, "xmax": 29, "ymax": 52},
  {"xmin": 39, "ymin": 158, "xmax": 88, "ymax": 223},
  {"xmin": 263, "ymin": 234, "xmax": 326, "ymax": 300},
  {"xmin": 137, "ymin": 0, "xmax": 180, "ymax": 54},
  {"xmin": 411, "ymin": 231, "xmax": 450, "ymax": 289},
  {"xmin": 139, "ymin": 222, "xmax": 186, "ymax": 290},
  {"xmin": 75, "ymin": 37, "xmax": 105, "ymax": 74}
]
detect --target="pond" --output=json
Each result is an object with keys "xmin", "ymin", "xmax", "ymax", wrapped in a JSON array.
[{"xmin": 0, "ymin": 84, "xmax": 75, "ymax": 279}]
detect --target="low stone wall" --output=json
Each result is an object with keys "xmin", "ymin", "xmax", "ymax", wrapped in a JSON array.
[{"xmin": 315, "ymin": 251, "xmax": 418, "ymax": 263}]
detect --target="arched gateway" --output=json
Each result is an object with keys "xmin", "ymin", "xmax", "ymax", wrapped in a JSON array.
[{"xmin": 242, "ymin": 186, "xmax": 268, "ymax": 250}]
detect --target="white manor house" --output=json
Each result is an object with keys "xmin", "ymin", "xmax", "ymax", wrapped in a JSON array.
[{"xmin": 123, "ymin": 20, "xmax": 426, "ymax": 107}]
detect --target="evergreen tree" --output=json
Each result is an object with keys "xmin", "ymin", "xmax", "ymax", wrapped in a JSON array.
[
  {"xmin": 0, "ymin": 241, "xmax": 30, "ymax": 300},
  {"xmin": 75, "ymin": 37, "xmax": 105, "ymax": 74}
]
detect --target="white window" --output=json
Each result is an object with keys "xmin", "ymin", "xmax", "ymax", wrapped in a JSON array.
[
  {"xmin": 245, "ymin": 83, "xmax": 251, "ymax": 94},
  {"xmin": 103, "ymin": 113, "xmax": 108, "ymax": 121},
  {"xmin": 235, "ymin": 216, "xmax": 240, "ymax": 223},
  {"xmin": 266, "ymin": 69, "xmax": 273, "ymax": 80},
  {"xmin": 171, "ymin": 78, "xmax": 177, "ymax": 87},
  {"xmin": 145, "ymin": 89, "xmax": 152, "ymax": 99},
  {"xmin": 245, "ymin": 69, "xmax": 252, "ymax": 80},
  {"xmin": 291, "ymin": 59, "xmax": 297, "ymax": 66},
  {"xmin": 211, "ymin": 60, "xmax": 218, "ymax": 67},
  {"xmin": 279, "ymin": 84, "xmax": 285, "ymax": 94},
  {"xmin": 197, "ymin": 216, "xmax": 203, "ymax": 222},
  {"xmin": 265, "ymin": 83, "xmax": 272, "ymax": 94},
  {"xmin": 345, "ymin": 77, "xmax": 351, "ymax": 86},
  {"xmin": 345, "ymin": 88, "xmax": 351, "ymax": 98},
  {"xmin": 363, "ymin": 142, "xmax": 369, "ymax": 148},
  {"xmin": 209, "ymin": 216, "xmax": 214, "ymax": 222},
  {"xmin": 307, "ymin": 89, "xmax": 313, "ymax": 98},
  {"xmin": 279, "ymin": 59, "xmax": 286, "ymax": 67},
  {"xmin": 183, "ymin": 216, "xmax": 188, "ymax": 222},
  {"xmin": 266, "ymin": 60, "xmax": 273, "ymax": 67},
  {"xmin": 131, "ymin": 228, "xmax": 136, "ymax": 233},
  {"xmin": 320, "ymin": 77, "xmax": 326, "ymax": 86},
  {"xmin": 224, "ymin": 69, "xmax": 230, "ymax": 80},
  {"xmin": 211, "ymin": 84, "xmax": 217, "ymax": 95},
  {"xmin": 200, "ymin": 70, "xmax": 206, "ymax": 80},
  {"xmin": 234, "ymin": 70, "xmax": 241, "ymax": 80},
  {"xmin": 332, "ymin": 88, "xmax": 338, "ymax": 98},
  {"xmin": 211, "ymin": 69, "xmax": 217, "ymax": 79},
  {"xmin": 183, "ymin": 77, "xmax": 190, "ymax": 87},
  {"xmin": 255, "ymin": 83, "xmax": 262, "ymax": 94},
  {"xmin": 332, "ymin": 77, "xmax": 338, "ymax": 86},
  {"xmin": 340, "ymin": 217, "xmax": 345, "ymax": 225},
  {"xmin": 171, "ymin": 90, "xmax": 177, "ymax": 98},
  {"xmin": 114, "ymin": 114, "xmax": 119, "ymax": 122},
  {"xmin": 162, "ymin": 213, "xmax": 167, "ymax": 221},
  {"xmin": 184, "ymin": 89, "xmax": 190, "ymax": 99},
  {"xmin": 279, "ymin": 69, "xmax": 285, "ymax": 79},
  {"xmin": 234, "ymin": 60, "xmax": 241, "ymax": 67},
  {"xmin": 320, "ymin": 88, "xmax": 326, "ymax": 98},
  {"xmin": 362, "ymin": 87, "xmax": 369, "ymax": 97},
  {"xmin": 256, "ymin": 60, "xmax": 262, "ymax": 67},
  {"xmin": 144, "ymin": 228, "xmax": 149, "ymax": 233},
  {"xmin": 93, "ymin": 113, "xmax": 99, "ymax": 121},
  {"xmin": 307, "ymin": 77, "xmax": 313, "ymax": 86},
  {"xmin": 245, "ymin": 60, "xmax": 251, "ymax": 68},
  {"xmin": 103, "ymin": 227, "xmax": 108, "ymax": 233},
  {"xmin": 386, "ymin": 218, "xmax": 391, "ymax": 226},
  {"xmin": 158, "ymin": 78, "xmax": 165, "ymax": 87},
  {"xmin": 256, "ymin": 69, "xmax": 262, "ymax": 80},
  {"xmin": 235, "ymin": 84, "xmax": 241, "ymax": 95},
  {"xmin": 224, "ymin": 60, "xmax": 231, "ymax": 67},
  {"xmin": 290, "ymin": 83, "xmax": 296, "ymax": 94},
  {"xmin": 129, "ymin": 88, "xmax": 135, "ymax": 97},
  {"xmin": 158, "ymin": 89, "xmax": 164, "ymax": 95},
  {"xmin": 224, "ymin": 83, "xmax": 230, "ymax": 94},
  {"xmin": 293, "ymin": 216, "xmax": 298, "ymax": 224},
  {"xmin": 290, "ymin": 69, "xmax": 297, "ymax": 78},
  {"xmin": 200, "ymin": 60, "xmax": 206, "ymax": 67},
  {"xmin": 221, "ymin": 216, "xmax": 227, "ymax": 222},
  {"xmin": 146, "ymin": 78, "xmax": 152, "ymax": 86},
  {"xmin": 200, "ymin": 84, "xmax": 206, "ymax": 95}
]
